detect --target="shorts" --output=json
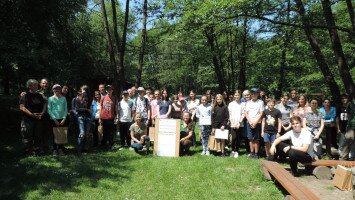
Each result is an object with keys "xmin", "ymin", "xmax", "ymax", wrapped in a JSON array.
[
  {"xmin": 263, "ymin": 132, "xmax": 276, "ymax": 143},
  {"xmin": 246, "ymin": 122, "xmax": 261, "ymax": 141}
]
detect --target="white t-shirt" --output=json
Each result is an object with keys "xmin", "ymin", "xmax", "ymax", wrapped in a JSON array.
[
  {"xmin": 280, "ymin": 128, "xmax": 314, "ymax": 157},
  {"xmin": 228, "ymin": 101, "xmax": 244, "ymax": 128},
  {"xmin": 245, "ymin": 99, "xmax": 264, "ymax": 123},
  {"xmin": 118, "ymin": 99, "xmax": 133, "ymax": 122}
]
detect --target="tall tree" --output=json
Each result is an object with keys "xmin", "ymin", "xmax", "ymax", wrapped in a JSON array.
[
  {"xmin": 345, "ymin": 0, "xmax": 355, "ymax": 36},
  {"xmin": 278, "ymin": 0, "xmax": 292, "ymax": 98},
  {"xmin": 136, "ymin": 0, "xmax": 148, "ymax": 86},
  {"xmin": 204, "ymin": 26, "xmax": 227, "ymax": 93},
  {"xmin": 110, "ymin": 0, "xmax": 121, "ymax": 93},
  {"xmin": 100, "ymin": 0, "xmax": 119, "ymax": 93},
  {"xmin": 321, "ymin": 0, "xmax": 355, "ymax": 95},
  {"xmin": 237, "ymin": 17, "xmax": 248, "ymax": 91},
  {"xmin": 118, "ymin": 0, "xmax": 130, "ymax": 90},
  {"xmin": 294, "ymin": 0, "xmax": 341, "ymax": 103}
]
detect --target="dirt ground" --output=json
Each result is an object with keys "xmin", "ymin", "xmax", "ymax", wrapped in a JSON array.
[{"xmin": 298, "ymin": 175, "xmax": 354, "ymax": 200}]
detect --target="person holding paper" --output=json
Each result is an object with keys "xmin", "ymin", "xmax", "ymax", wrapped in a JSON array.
[
  {"xmin": 196, "ymin": 95, "xmax": 212, "ymax": 156},
  {"xmin": 270, "ymin": 116, "xmax": 314, "ymax": 177},
  {"xmin": 130, "ymin": 113, "xmax": 150, "ymax": 154},
  {"xmin": 47, "ymin": 84, "xmax": 68, "ymax": 156},
  {"xmin": 211, "ymin": 94, "xmax": 229, "ymax": 157},
  {"xmin": 228, "ymin": 90, "xmax": 245, "ymax": 158},
  {"xmin": 180, "ymin": 112, "xmax": 194, "ymax": 156}
]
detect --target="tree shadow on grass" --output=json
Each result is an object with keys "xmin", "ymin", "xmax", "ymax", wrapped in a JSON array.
[
  {"xmin": 1, "ymin": 151, "xmax": 138, "ymax": 199},
  {"xmin": 0, "ymin": 95, "xmax": 139, "ymax": 199}
]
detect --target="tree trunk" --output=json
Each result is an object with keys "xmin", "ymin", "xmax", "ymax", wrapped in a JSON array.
[
  {"xmin": 100, "ymin": 0, "xmax": 119, "ymax": 93},
  {"xmin": 321, "ymin": 0, "xmax": 355, "ymax": 96},
  {"xmin": 110, "ymin": 0, "xmax": 121, "ymax": 94},
  {"xmin": 238, "ymin": 17, "xmax": 248, "ymax": 92},
  {"xmin": 204, "ymin": 27, "xmax": 227, "ymax": 93},
  {"xmin": 118, "ymin": 0, "xmax": 130, "ymax": 92},
  {"xmin": 277, "ymin": 0, "xmax": 291, "ymax": 99},
  {"xmin": 294, "ymin": 0, "xmax": 341, "ymax": 103},
  {"xmin": 345, "ymin": 0, "xmax": 355, "ymax": 37},
  {"xmin": 136, "ymin": 0, "xmax": 148, "ymax": 87},
  {"xmin": 229, "ymin": 29, "xmax": 235, "ymax": 91}
]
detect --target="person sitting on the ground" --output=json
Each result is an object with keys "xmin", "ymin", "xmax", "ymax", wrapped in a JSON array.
[
  {"xmin": 270, "ymin": 116, "xmax": 314, "ymax": 177},
  {"xmin": 180, "ymin": 112, "xmax": 194, "ymax": 156},
  {"xmin": 129, "ymin": 113, "xmax": 150, "ymax": 154}
]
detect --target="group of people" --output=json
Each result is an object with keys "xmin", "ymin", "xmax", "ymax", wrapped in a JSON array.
[{"xmin": 19, "ymin": 78, "xmax": 355, "ymax": 175}]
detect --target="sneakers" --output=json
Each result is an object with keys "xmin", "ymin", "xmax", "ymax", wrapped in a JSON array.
[
  {"xmin": 129, "ymin": 147, "xmax": 134, "ymax": 151},
  {"xmin": 53, "ymin": 150, "xmax": 58, "ymax": 156},
  {"xmin": 205, "ymin": 151, "xmax": 210, "ymax": 156},
  {"xmin": 230, "ymin": 151, "xmax": 235, "ymax": 157},
  {"xmin": 247, "ymin": 153, "xmax": 253, "ymax": 158},
  {"xmin": 220, "ymin": 153, "xmax": 225, "ymax": 157},
  {"xmin": 201, "ymin": 151, "xmax": 206, "ymax": 156},
  {"xmin": 118, "ymin": 147, "xmax": 124, "ymax": 151},
  {"xmin": 253, "ymin": 154, "xmax": 259, "ymax": 159},
  {"xmin": 234, "ymin": 152, "xmax": 239, "ymax": 158}
]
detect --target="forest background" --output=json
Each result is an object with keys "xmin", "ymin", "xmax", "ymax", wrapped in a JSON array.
[{"xmin": 1, "ymin": 0, "xmax": 354, "ymax": 103}]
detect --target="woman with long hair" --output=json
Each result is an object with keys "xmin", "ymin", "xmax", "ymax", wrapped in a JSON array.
[
  {"xmin": 293, "ymin": 94, "xmax": 310, "ymax": 124},
  {"xmin": 228, "ymin": 90, "xmax": 245, "ymax": 158},
  {"xmin": 319, "ymin": 98, "xmax": 337, "ymax": 156},
  {"xmin": 303, "ymin": 98, "xmax": 324, "ymax": 159},
  {"xmin": 211, "ymin": 94, "xmax": 229, "ymax": 157},
  {"xmin": 157, "ymin": 89, "xmax": 172, "ymax": 119}
]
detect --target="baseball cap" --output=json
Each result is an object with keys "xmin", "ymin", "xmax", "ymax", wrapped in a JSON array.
[
  {"xmin": 137, "ymin": 87, "xmax": 145, "ymax": 91},
  {"xmin": 52, "ymin": 84, "xmax": 61, "ymax": 90},
  {"xmin": 250, "ymin": 88, "xmax": 260, "ymax": 93},
  {"xmin": 122, "ymin": 90, "xmax": 129, "ymax": 95}
]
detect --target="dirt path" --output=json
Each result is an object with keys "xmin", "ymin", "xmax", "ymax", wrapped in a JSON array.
[{"xmin": 298, "ymin": 175, "xmax": 353, "ymax": 200}]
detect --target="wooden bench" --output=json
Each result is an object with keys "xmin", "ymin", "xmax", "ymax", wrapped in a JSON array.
[
  {"xmin": 261, "ymin": 160, "xmax": 320, "ymax": 200},
  {"xmin": 304, "ymin": 160, "xmax": 355, "ymax": 167}
]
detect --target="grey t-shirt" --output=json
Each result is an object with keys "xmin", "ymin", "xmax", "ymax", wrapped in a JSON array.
[
  {"xmin": 304, "ymin": 111, "xmax": 323, "ymax": 129},
  {"xmin": 129, "ymin": 123, "xmax": 147, "ymax": 140},
  {"xmin": 276, "ymin": 103, "xmax": 292, "ymax": 126}
]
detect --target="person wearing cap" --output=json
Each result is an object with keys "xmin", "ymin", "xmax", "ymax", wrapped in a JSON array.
[
  {"xmin": 244, "ymin": 88, "xmax": 264, "ymax": 159},
  {"xmin": 100, "ymin": 85, "xmax": 117, "ymax": 148},
  {"xmin": 133, "ymin": 87, "xmax": 150, "ymax": 125},
  {"xmin": 117, "ymin": 90, "xmax": 134, "ymax": 149},
  {"xmin": 47, "ymin": 84, "xmax": 68, "ymax": 155}
]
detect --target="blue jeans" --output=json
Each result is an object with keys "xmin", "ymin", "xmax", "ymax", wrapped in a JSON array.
[
  {"xmin": 131, "ymin": 136, "xmax": 150, "ymax": 151},
  {"xmin": 77, "ymin": 115, "xmax": 92, "ymax": 148},
  {"xmin": 199, "ymin": 125, "xmax": 211, "ymax": 152}
]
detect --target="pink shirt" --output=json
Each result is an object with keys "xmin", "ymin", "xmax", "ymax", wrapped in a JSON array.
[{"xmin": 150, "ymin": 99, "xmax": 160, "ymax": 119}]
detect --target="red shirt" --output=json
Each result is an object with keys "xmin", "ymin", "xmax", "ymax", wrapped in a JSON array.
[{"xmin": 100, "ymin": 95, "xmax": 116, "ymax": 119}]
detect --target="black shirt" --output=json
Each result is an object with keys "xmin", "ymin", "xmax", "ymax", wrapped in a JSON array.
[
  {"xmin": 337, "ymin": 106, "xmax": 348, "ymax": 132},
  {"xmin": 263, "ymin": 108, "xmax": 282, "ymax": 134},
  {"xmin": 19, "ymin": 92, "xmax": 45, "ymax": 120},
  {"xmin": 212, "ymin": 104, "xmax": 229, "ymax": 129}
]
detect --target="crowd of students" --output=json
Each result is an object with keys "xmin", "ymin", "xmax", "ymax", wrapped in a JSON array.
[{"xmin": 19, "ymin": 78, "xmax": 355, "ymax": 176}]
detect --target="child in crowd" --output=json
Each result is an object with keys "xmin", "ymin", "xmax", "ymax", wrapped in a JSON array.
[
  {"xmin": 196, "ymin": 95, "xmax": 212, "ymax": 156},
  {"xmin": 245, "ymin": 88, "xmax": 264, "ymax": 159},
  {"xmin": 261, "ymin": 99, "xmax": 281, "ymax": 160},
  {"xmin": 211, "ymin": 94, "xmax": 229, "ymax": 157},
  {"xmin": 228, "ymin": 90, "xmax": 245, "ymax": 158}
]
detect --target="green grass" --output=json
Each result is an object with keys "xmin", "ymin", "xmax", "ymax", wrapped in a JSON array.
[{"xmin": 0, "ymin": 95, "xmax": 284, "ymax": 200}]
